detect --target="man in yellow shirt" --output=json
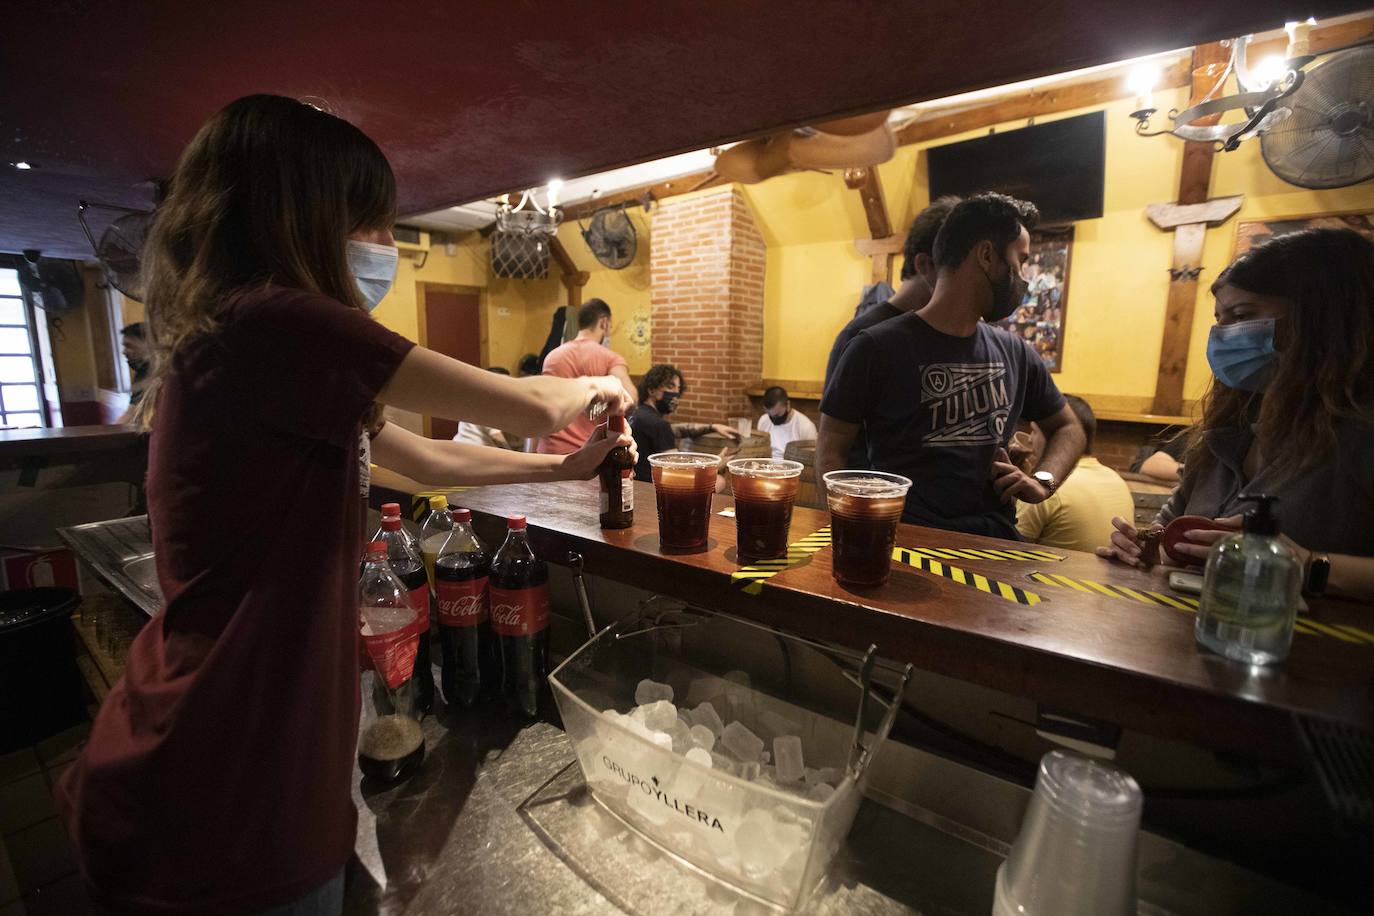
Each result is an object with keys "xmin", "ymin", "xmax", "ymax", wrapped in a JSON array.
[{"xmin": 1017, "ymin": 396, "xmax": 1134, "ymax": 553}]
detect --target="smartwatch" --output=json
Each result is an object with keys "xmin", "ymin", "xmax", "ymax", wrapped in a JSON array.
[
  {"xmin": 1304, "ymin": 553, "xmax": 1330, "ymax": 598},
  {"xmin": 1032, "ymin": 470, "xmax": 1058, "ymax": 495}
]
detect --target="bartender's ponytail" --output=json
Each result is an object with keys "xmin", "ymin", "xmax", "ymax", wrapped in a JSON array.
[{"xmin": 136, "ymin": 94, "xmax": 396, "ymax": 427}]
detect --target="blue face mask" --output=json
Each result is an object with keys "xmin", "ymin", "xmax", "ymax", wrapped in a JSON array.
[
  {"xmin": 1207, "ymin": 318, "xmax": 1278, "ymax": 391},
  {"xmin": 346, "ymin": 240, "xmax": 398, "ymax": 311}
]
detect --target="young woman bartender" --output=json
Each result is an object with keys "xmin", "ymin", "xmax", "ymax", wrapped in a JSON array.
[
  {"xmin": 55, "ymin": 94, "xmax": 636, "ymax": 914},
  {"xmin": 1098, "ymin": 228, "xmax": 1374, "ymax": 602}
]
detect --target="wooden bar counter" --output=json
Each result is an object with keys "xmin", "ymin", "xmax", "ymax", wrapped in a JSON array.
[{"xmin": 442, "ymin": 479, "xmax": 1374, "ymax": 762}]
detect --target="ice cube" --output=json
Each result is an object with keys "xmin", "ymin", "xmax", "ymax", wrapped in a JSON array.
[
  {"xmin": 641, "ymin": 700, "xmax": 677, "ymax": 731},
  {"xmin": 634, "ymin": 678, "xmax": 674, "ymax": 706},
  {"xmin": 735, "ymin": 808, "xmax": 784, "ymax": 875},
  {"xmin": 689, "ymin": 724, "xmax": 716, "ymax": 751},
  {"xmin": 685, "ymin": 746, "xmax": 713, "ymax": 768},
  {"xmin": 773, "ymin": 735, "xmax": 804, "ymax": 782},
  {"xmin": 757, "ymin": 708, "xmax": 802, "ymax": 741},
  {"xmin": 691, "ymin": 702, "xmax": 725, "ymax": 738},
  {"xmin": 668, "ymin": 718, "xmax": 693, "ymax": 754},
  {"xmin": 721, "ymin": 721, "xmax": 765, "ymax": 763},
  {"xmin": 739, "ymin": 761, "xmax": 761, "ymax": 781},
  {"xmin": 710, "ymin": 750, "xmax": 739, "ymax": 776},
  {"xmin": 649, "ymin": 731, "xmax": 673, "ymax": 749},
  {"xmin": 806, "ymin": 766, "xmax": 842, "ymax": 787},
  {"xmin": 808, "ymin": 783, "xmax": 836, "ymax": 802},
  {"xmin": 723, "ymin": 670, "xmax": 752, "ymax": 692}
]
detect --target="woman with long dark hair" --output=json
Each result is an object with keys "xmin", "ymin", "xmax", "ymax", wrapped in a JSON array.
[
  {"xmin": 1099, "ymin": 228, "xmax": 1374, "ymax": 601},
  {"xmin": 55, "ymin": 95, "xmax": 635, "ymax": 914}
]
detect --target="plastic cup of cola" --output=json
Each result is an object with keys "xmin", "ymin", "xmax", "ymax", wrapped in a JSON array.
[
  {"xmin": 727, "ymin": 458, "xmax": 803, "ymax": 563},
  {"xmin": 822, "ymin": 470, "xmax": 911, "ymax": 586},
  {"xmin": 993, "ymin": 750, "xmax": 1143, "ymax": 916},
  {"xmin": 648, "ymin": 452, "xmax": 721, "ymax": 550}
]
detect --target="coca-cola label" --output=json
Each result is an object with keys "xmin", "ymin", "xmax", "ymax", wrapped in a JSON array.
[
  {"xmin": 406, "ymin": 583, "xmax": 430, "ymax": 633},
  {"xmin": 360, "ymin": 619, "xmax": 420, "ymax": 690},
  {"xmin": 490, "ymin": 584, "xmax": 550, "ymax": 637},
  {"xmin": 436, "ymin": 576, "xmax": 489, "ymax": 628}
]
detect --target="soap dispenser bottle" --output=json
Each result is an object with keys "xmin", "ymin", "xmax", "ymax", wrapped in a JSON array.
[{"xmin": 1195, "ymin": 494, "xmax": 1302, "ymax": 665}]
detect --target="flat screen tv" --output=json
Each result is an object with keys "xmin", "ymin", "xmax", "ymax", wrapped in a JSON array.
[{"xmin": 927, "ymin": 111, "xmax": 1105, "ymax": 224}]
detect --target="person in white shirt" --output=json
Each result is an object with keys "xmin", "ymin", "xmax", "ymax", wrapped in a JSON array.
[
  {"xmin": 757, "ymin": 386, "xmax": 818, "ymax": 460},
  {"xmin": 453, "ymin": 367, "xmax": 518, "ymax": 449}
]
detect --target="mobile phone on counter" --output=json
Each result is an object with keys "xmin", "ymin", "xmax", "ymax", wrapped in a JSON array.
[{"xmin": 1168, "ymin": 570, "xmax": 1204, "ymax": 595}]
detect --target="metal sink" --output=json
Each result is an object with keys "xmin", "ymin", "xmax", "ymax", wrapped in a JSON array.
[{"xmin": 122, "ymin": 554, "xmax": 162, "ymax": 607}]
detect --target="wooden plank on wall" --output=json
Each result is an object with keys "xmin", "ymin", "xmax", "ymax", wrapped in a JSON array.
[{"xmin": 1152, "ymin": 223, "xmax": 1207, "ymax": 416}]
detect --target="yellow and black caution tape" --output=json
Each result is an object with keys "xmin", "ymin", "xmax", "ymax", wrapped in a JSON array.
[
  {"xmin": 903, "ymin": 546, "xmax": 1065, "ymax": 563},
  {"xmin": 731, "ymin": 527, "xmax": 832, "ymax": 595},
  {"xmin": 1028, "ymin": 571, "xmax": 1374, "ymax": 647},
  {"xmin": 893, "ymin": 548, "xmax": 1042, "ymax": 606},
  {"xmin": 733, "ymin": 531, "xmax": 1044, "ymax": 606}
]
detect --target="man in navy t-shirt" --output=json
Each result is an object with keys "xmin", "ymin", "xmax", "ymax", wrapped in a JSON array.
[{"xmin": 819, "ymin": 193, "xmax": 1085, "ymax": 539}]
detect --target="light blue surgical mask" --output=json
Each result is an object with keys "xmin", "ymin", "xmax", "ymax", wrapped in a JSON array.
[
  {"xmin": 346, "ymin": 240, "xmax": 398, "ymax": 311},
  {"xmin": 1207, "ymin": 318, "xmax": 1278, "ymax": 391}
]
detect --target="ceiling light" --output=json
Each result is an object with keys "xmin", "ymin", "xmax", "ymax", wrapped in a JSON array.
[
  {"xmin": 13, "ymin": 161, "xmax": 32, "ymax": 170},
  {"xmin": 1251, "ymin": 54, "xmax": 1288, "ymax": 89}
]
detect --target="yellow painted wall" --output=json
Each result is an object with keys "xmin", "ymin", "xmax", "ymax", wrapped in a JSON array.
[{"xmin": 743, "ymin": 85, "xmax": 1374, "ymax": 412}]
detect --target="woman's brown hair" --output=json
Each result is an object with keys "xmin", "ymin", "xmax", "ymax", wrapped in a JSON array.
[
  {"xmin": 136, "ymin": 94, "xmax": 396, "ymax": 425},
  {"xmin": 1185, "ymin": 227, "xmax": 1374, "ymax": 482}
]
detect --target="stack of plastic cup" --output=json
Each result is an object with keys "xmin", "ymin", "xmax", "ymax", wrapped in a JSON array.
[{"xmin": 993, "ymin": 750, "xmax": 1142, "ymax": 916}]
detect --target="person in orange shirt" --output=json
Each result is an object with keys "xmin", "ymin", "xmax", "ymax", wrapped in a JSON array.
[{"xmin": 536, "ymin": 299, "xmax": 639, "ymax": 454}]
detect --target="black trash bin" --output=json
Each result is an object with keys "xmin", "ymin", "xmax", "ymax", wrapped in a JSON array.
[{"xmin": 0, "ymin": 587, "xmax": 85, "ymax": 753}]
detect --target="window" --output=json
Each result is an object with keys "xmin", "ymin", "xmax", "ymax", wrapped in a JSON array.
[{"xmin": 0, "ymin": 266, "xmax": 44, "ymax": 428}]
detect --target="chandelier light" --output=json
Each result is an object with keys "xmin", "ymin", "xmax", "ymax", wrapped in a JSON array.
[
  {"xmin": 1131, "ymin": 20, "xmax": 1317, "ymax": 152},
  {"xmin": 495, "ymin": 179, "xmax": 564, "ymax": 237}
]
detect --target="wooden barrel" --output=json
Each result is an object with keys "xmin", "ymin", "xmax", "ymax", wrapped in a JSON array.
[
  {"xmin": 784, "ymin": 439, "xmax": 821, "ymax": 509},
  {"xmin": 691, "ymin": 430, "xmax": 771, "ymax": 461}
]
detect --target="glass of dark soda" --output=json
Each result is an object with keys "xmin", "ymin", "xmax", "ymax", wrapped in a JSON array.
[
  {"xmin": 727, "ymin": 457, "xmax": 802, "ymax": 562},
  {"xmin": 648, "ymin": 452, "xmax": 720, "ymax": 551},
  {"xmin": 822, "ymin": 470, "xmax": 912, "ymax": 586}
]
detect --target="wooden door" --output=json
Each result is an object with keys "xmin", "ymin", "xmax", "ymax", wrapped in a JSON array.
[{"xmin": 420, "ymin": 284, "xmax": 482, "ymax": 441}]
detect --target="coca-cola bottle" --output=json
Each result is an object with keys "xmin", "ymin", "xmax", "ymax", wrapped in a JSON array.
[
  {"xmin": 419, "ymin": 494, "xmax": 452, "ymax": 588},
  {"xmin": 434, "ymin": 507, "xmax": 498, "ymax": 708},
  {"xmin": 489, "ymin": 515, "xmax": 550, "ymax": 719},
  {"xmin": 357, "ymin": 540, "xmax": 425, "ymax": 784},
  {"xmin": 598, "ymin": 414, "xmax": 635, "ymax": 529},
  {"xmin": 372, "ymin": 503, "xmax": 434, "ymax": 715}
]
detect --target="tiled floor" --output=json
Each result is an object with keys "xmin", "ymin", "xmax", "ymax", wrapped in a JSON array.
[{"xmin": 0, "ymin": 723, "xmax": 97, "ymax": 916}]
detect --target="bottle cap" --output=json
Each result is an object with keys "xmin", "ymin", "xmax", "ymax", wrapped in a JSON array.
[
  {"xmin": 365, "ymin": 540, "xmax": 387, "ymax": 558},
  {"xmin": 453, "ymin": 507, "xmax": 472, "ymax": 523},
  {"xmin": 507, "ymin": 515, "xmax": 527, "ymax": 530},
  {"xmin": 1238, "ymin": 493, "xmax": 1281, "ymax": 537},
  {"xmin": 429, "ymin": 494, "xmax": 448, "ymax": 510},
  {"xmin": 380, "ymin": 502, "xmax": 401, "ymax": 517},
  {"xmin": 381, "ymin": 517, "xmax": 402, "ymax": 531}
]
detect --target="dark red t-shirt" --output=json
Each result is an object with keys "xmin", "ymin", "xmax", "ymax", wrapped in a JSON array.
[{"xmin": 56, "ymin": 286, "xmax": 414, "ymax": 913}]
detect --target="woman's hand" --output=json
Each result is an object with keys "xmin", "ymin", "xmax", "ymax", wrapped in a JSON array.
[
  {"xmin": 559, "ymin": 424, "xmax": 638, "ymax": 480},
  {"xmin": 1096, "ymin": 516, "xmax": 1147, "ymax": 567},
  {"xmin": 587, "ymin": 376, "xmax": 636, "ymax": 418},
  {"xmin": 1165, "ymin": 515, "xmax": 1240, "ymax": 564}
]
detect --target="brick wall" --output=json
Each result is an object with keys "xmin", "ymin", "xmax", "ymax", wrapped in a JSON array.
[{"xmin": 649, "ymin": 187, "xmax": 766, "ymax": 424}]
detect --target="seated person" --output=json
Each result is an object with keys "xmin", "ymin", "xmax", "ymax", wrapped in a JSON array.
[
  {"xmin": 1017, "ymin": 396, "xmax": 1133, "ymax": 552},
  {"xmin": 453, "ymin": 367, "xmax": 519, "ymax": 449},
  {"xmin": 1099, "ymin": 229, "xmax": 1374, "ymax": 602},
  {"xmin": 631, "ymin": 364, "xmax": 740, "ymax": 490},
  {"xmin": 1131, "ymin": 429, "xmax": 1188, "ymax": 483},
  {"xmin": 757, "ymin": 386, "xmax": 817, "ymax": 459}
]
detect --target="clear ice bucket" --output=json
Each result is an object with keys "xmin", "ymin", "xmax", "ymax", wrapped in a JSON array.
[{"xmin": 549, "ymin": 602, "xmax": 910, "ymax": 910}]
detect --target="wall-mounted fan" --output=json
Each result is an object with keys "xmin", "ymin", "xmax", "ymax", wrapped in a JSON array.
[
  {"xmin": 580, "ymin": 205, "xmax": 637, "ymax": 269},
  {"xmin": 78, "ymin": 200, "xmax": 154, "ymax": 299},
  {"xmin": 1261, "ymin": 45, "xmax": 1374, "ymax": 189},
  {"xmin": 18, "ymin": 250, "xmax": 84, "ymax": 313}
]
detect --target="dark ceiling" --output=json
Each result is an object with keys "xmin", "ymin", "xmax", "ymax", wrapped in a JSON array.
[{"xmin": 1, "ymin": 1, "xmax": 1365, "ymax": 258}]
